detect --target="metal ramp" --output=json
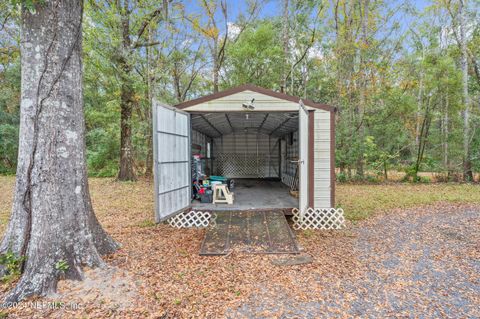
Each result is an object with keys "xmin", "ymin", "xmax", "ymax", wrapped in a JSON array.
[{"xmin": 200, "ymin": 211, "xmax": 300, "ymax": 255}]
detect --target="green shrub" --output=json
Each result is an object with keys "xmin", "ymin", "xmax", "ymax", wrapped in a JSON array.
[
  {"xmin": 365, "ymin": 175, "xmax": 381, "ymax": 183},
  {"xmin": 55, "ymin": 259, "xmax": 69, "ymax": 272},
  {"xmin": 0, "ymin": 249, "xmax": 25, "ymax": 282},
  {"xmin": 337, "ymin": 172, "xmax": 348, "ymax": 183},
  {"xmin": 418, "ymin": 176, "xmax": 431, "ymax": 183},
  {"xmin": 86, "ymin": 127, "xmax": 119, "ymax": 177}
]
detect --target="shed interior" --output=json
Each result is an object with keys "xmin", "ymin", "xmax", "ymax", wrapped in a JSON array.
[{"xmin": 190, "ymin": 111, "xmax": 300, "ymax": 210}]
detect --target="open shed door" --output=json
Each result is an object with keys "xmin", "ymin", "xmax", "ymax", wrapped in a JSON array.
[
  {"xmin": 298, "ymin": 101, "xmax": 309, "ymax": 218},
  {"xmin": 153, "ymin": 101, "xmax": 191, "ymax": 222}
]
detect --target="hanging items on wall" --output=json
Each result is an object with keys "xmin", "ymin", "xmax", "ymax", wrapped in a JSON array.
[
  {"xmin": 192, "ymin": 154, "xmax": 206, "ymax": 182},
  {"xmin": 289, "ymin": 164, "xmax": 299, "ymax": 198}
]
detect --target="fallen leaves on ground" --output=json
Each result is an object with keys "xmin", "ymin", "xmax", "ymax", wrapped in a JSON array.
[{"xmin": 0, "ymin": 177, "xmax": 479, "ymax": 318}]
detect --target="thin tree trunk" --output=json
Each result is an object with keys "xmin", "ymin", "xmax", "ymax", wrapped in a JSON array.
[
  {"xmin": 281, "ymin": 0, "xmax": 289, "ymax": 93},
  {"xmin": 355, "ymin": 0, "xmax": 369, "ymax": 178},
  {"xmin": 145, "ymin": 24, "xmax": 154, "ymax": 178},
  {"xmin": 413, "ymin": 97, "xmax": 433, "ymax": 181},
  {"xmin": 212, "ymin": 40, "xmax": 219, "ymax": 93},
  {"xmin": 1, "ymin": 0, "xmax": 118, "ymax": 302},
  {"xmin": 458, "ymin": 0, "xmax": 473, "ymax": 181},
  {"xmin": 173, "ymin": 62, "xmax": 183, "ymax": 102},
  {"xmin": 383, "ymin": 160, "xmax": 388, "ymax": 180},
  {"xmin": 416, "ymin": 64, "xmax": 424, "ymax": 149},
  {"xmin": 302, "ymin": 59, "xmax": 308, "ymax": 98},
  {"xmin": 443, "ymin": 91, "xmax": 449, "ymax": 173},
  {"xmin": 118, "ymin": 3, "xmax": 137, "ymax": 181}
]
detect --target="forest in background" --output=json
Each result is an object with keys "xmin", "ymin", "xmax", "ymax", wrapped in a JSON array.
[{"xmin": 0, "ymin": 0, "xmax": 479, "ymax": 182}]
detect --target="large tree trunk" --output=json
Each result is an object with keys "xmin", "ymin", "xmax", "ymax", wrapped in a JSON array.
[
  {"xmin": 458, "ymin": 0, "xmax": 473, "ymax": 181},
  {"xmin": 118, "ymin": 4, "xmax": 137, "ymax": 181},
  {"xmin": 0, "ymin": 0, "xmax": 118, "ymax": 302},
  {"xmin": 118, "ymin": 64, "xmax": 137, "ymax": 181}
]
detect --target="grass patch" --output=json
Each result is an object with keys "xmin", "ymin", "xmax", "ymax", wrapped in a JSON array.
[
  {"xmin": 1, "ymin": 176, "xmax": 479, "ymax": 230},
  {"xmin": 137, "ymin": 219, "xmax": 156, "ymax": 228},
  {"xmin": 337, "ymin": 183, "xmax": 480, "ymax": 220}
]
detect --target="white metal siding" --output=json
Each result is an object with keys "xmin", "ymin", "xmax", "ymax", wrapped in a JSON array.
[
  {"xmin": 313, "ymin": 110, "xmax": 331, "ymax": 208},
  {"xmin": 299, "ymin": 104, "xmax": 309, "ymax": 216},
  {"xmin": 154, "ymin": 103, "xmax": 191, "ymax": 221},
  {"xmin": 183, "ymin": 90, "xmax": 316, "ymax": 112}
]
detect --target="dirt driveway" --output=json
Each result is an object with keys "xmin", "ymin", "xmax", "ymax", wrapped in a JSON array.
[{"xmin": 231, "ymin": 205, "xmax": 480, "ymax": 318}]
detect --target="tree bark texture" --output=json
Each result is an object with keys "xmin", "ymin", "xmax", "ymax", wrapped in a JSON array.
[
  {"xmin": 0, "ymin": 0, "xmax": 118, "ymax": 302},
  {"xmin": 144, "ymin": 25, "xmax": 154, "ymax": 178},
  {"xmin": 117, "ymin": 2, "xmax": 137, "ymax": 181},
  {"xmin": 458, "ymin": 0, "xmax": 473, "ymax": 181},
  {"xmin": 443, "ymin": 91, "xmax": 449, "ymax": 172},
  {"xmin": 281, "ymin": 0, "xmax": 289, "ymax": 93},
  {"xmin": 355, "ymin": 0, "xmax": 369, "ymax": 178},
  {"xmin": 212, "ymin": 40, "xmax": 219, "ymax": 93}
]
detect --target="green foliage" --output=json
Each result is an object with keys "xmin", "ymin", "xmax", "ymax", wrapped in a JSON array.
[
  {"xmin": 0, "ymin": 122, "xmax": 19, "ymax": 175},
  {"xmin": 0, "ymin": 249, "xmax": 25, "ymax": 282},
  {"xmin": 0, "ymin": 54, "xmax": 20, "ymax": 175},
  {"xmin": 337, "ymin": 172, "xmax": 347, "ymax": 183},
  {"xmin": 225, "ymin": 21, "xmax": 283, "ymax": 88},
  {"xmin": 364, "ymin": 136, "xmax": 398, "ymax": 177},
  {"xmin": 55, "ymin": 260, "xmax": 69, "ymax": 272},
  {"xmin": 365, "ymin": 175, "xmax": 381, "ymax": 184},
  {"xmin": 10, "ymin": 0, "xmax": 45, "ymax": 11},
  {"xmin": 418, "ymin": 176, "xmax": 431, "ymax": 184},
  {"xmin": 0, "ymin": 0, "xmax": 479, "ymax": 182},
  {"xmin": 85, "ymin": 126, "xmax": 119, "ymax": 177}
]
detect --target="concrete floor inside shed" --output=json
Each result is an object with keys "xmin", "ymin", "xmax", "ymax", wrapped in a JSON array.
[{"xmin": 191, "ymin": 179, "xmax": 298, "ymax": 211}]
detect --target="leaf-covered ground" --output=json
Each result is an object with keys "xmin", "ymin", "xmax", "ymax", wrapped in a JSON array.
[{"xmin": 0, "ymin": 176, "xmax": 479, "ymax": 318}]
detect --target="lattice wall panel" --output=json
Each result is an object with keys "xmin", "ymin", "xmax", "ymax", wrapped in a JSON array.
[
  {"xmin": 216, "ymin": 153, "xmax": 278, "ymax": 178},
  {"xmin": 167, "ymin": 211, "xmax": 211, "ymax": 228},
  {"xmin": 292, "ymin": 208, "xmax": 346, "ymax": 230}
]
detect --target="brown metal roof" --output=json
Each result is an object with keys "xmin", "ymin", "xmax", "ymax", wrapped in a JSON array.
[{"xmin": 174, "ymin": 84, "xmax": 336, "ymax": 112}]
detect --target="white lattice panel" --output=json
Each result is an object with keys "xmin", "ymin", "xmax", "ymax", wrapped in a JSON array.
[
  {"xmin": 167, "ymin": 211, "xmax": 211, "ymax": 228},
  {"xmin": 292, "ymin": 208, "xmax": 345, "ymax": 230},
  {"xmin": 216, "ymin": 153, "xmax": 278, "ymax": 178}
]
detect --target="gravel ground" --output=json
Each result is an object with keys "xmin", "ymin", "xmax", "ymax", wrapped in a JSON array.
[{"xmin": 231, "ymin": 205, "xmax": 480, "ymax": 318}]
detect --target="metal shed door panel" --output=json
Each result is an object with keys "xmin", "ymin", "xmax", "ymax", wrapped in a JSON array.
[
  {"xmin": 153, "ymin": 101, "xmax": 191, "ymax": 222},
  {"xmin": 299, "ymin": 101, "xmax": 309, "ymax": 217}
]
